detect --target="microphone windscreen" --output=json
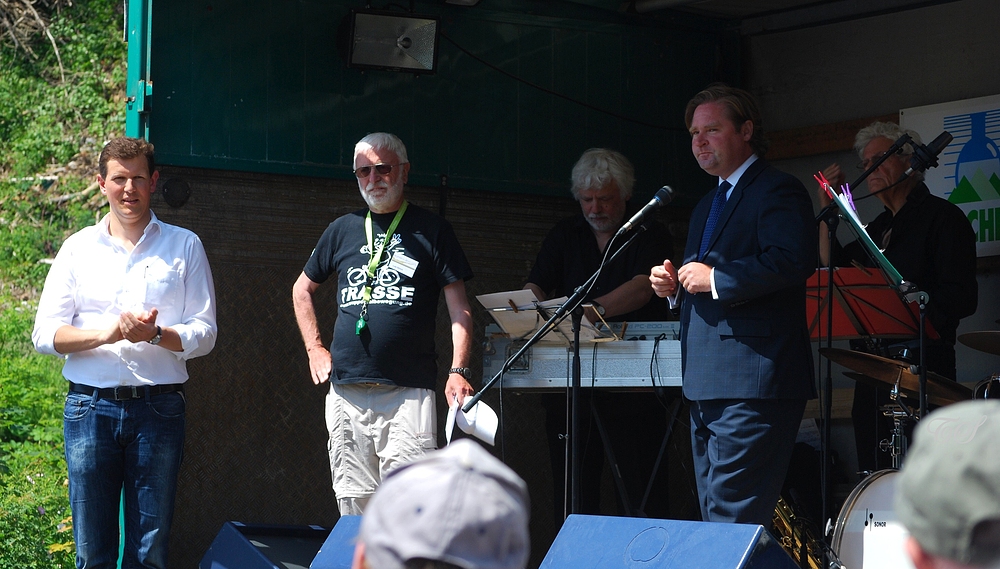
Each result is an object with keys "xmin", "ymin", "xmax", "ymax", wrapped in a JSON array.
[{"xmin": 655, "ymin": 185, "xmax": 674, "ymax": 205}]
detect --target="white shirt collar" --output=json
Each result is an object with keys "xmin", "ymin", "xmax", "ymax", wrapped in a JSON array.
[
  {"xmin": 98, "ymin": 211, "xmax": 162, "ymax": 242},
  {"xmin": 719, "ymin": 154, "xmax": 758, "ymax": 197}
]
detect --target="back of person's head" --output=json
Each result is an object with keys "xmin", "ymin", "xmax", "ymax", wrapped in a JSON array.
[
  {"xmin": 896, "ymin": 400, "xmax": 1000, "ymax": 567},
  {"xmin": 684, "ymin": 83, "xmax": 768, "ymax": 157},
  {"xmin": 356, "ymin": 439, "xmax": 530, "ymax": 569},
  {"xmin": 355, "ymin": 132, "xmax": 409, "ymax": 165},
  {"xmin": 99, "ymin": 137, "xmax": 155, "ymax": 178},
  {"xmin": 854, "ymin": 121, "xmax": 925, "ymax": 180},
  {"xmin": 402, "ymin": 560, "xmax": 465, "ymax": 569},
  {"xmin": 570, "ymin": 148, "xmax": 635, "ymax": 201}
]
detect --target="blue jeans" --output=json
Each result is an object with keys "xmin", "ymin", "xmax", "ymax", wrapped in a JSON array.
[{"xmin": 63, "ymin": 390, "xmax": 186, "ymax": 569}]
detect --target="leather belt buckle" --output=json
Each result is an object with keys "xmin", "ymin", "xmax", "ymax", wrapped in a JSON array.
[{"xmin": 113, "ymin": 385, "xmax": 140, "ymax": 400}]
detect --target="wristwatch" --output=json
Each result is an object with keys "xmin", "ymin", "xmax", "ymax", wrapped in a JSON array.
[
  {"xmin": 148, "ymin": 326, "xmax": 162, "ymax": 345},
  {"xmin": 449, "ymin": 367, "xmax": 472, "ymax": 381},
  {"xmin": 590, "ymin": 301, "xmax": 606, "ymax": 317}
]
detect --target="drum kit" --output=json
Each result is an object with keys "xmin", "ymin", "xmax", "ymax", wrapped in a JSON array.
[{"xmin": 773, "ymin": 330, "xmax": 1000, "ymax": 569}]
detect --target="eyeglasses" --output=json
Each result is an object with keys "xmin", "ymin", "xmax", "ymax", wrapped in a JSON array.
[
  {"xmin": 353, "ymin": 163, "xmax": 404, "ymax": 178},
  {"xmin": 857, "ymin": 149, "xmax": 903, "ymax": 171}
]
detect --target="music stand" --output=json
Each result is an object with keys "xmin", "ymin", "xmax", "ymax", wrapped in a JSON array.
[
  {"xmin": 806, "ymin": 266, "xmax": 939, "ymax": 342},
  {"xmin": 823, "ymin": 186, "xmax": 934, "ymax": 418}
]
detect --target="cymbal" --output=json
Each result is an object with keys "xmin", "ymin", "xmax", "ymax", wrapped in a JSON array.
[
  {"xmin": 842, "ymin": 372, "xmax": 964, "ymax": 407},
  {"xmin": 958, "ymin": 331, "xmax": 1000, "ymax": 356},
  {"xmin": 820, "ymin": 347, "xmax": 971, "ymax": 405}
]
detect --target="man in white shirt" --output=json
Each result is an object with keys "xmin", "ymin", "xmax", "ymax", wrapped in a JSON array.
[{"xmin": 32, "ymin": 137, "xmax": 217, "ymax": 569}]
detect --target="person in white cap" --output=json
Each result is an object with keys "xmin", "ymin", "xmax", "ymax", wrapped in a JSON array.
[
  {"xmin": 896, "ymin": 400, "xmax": 1000, "ymax": 569},
  {"xmin": 351, "ymin": 439, "xmax": 530, "ymax": 569}
]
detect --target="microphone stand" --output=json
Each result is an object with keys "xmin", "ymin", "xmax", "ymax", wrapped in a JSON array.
[
  {"xmin": 462, "ymin": 226, "xmax": 648, "ymax": 516},
  {"xmin": 813, "ymin": 132, "xmax": 913, "ymax": 539},
  {"xmin": 902, "ymin": 289, "xmax": 930, "ymax": 418},
  {"xmin": 815, "ymin": 206, "xmax": 838, "ymax": 535}
]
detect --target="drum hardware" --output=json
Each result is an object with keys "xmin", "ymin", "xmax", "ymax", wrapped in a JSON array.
[
  {"xmin": 974, "ymin": 373, "xmax": 1000, "ymax": 399},
  {"xmin": 878, "ymin": 404, "xmax": 912, "ymax": 470},
  {"xmin": 958, "ymin": 330, "xmax": 1000, "ymax": 356}
]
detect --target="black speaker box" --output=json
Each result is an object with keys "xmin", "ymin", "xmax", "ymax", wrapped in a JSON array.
[
  {"xmin": 540, "ymin": 514, "xmax": 798, "ymax": 568},
  {"xmin": 199, "ymin": 521, "xmax": 330, "ymax": 569}
]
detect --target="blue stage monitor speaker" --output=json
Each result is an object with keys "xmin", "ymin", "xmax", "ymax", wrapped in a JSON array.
[
  {"xmin": 540, "ymin": 514, "xmax": 798, "ymax": 569},
  {"xmin": 199, "ymin": 522, "xmax": 331, "ymax": 569},
  {"xmin": 310, "ymin": 516, "xmax": 361, "ymax": 569}
]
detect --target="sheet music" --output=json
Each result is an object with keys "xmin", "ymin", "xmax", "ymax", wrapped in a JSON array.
[
  {"xmin": 475, "ymin": 289, "xmax": 613, "ymax": 345},
  {"xmin": 831, "ymin": 187, "xmax": 906, "ymax": 288}
]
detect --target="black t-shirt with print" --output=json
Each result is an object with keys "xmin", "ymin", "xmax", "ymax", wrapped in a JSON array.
[{"xmin": 304, "ymin": 203, "xmax": 473, "ymax": 390}]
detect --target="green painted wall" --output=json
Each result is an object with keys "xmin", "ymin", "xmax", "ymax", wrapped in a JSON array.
[{"xmin": 148, "ymin": 0, "xmax": 736, "ymax": 204}]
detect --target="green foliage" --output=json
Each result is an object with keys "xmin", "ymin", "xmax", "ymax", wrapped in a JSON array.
[
  {"xmin": 0, "ymin": 179, "xmax": 97, "ymax": 294},
  {"xmin": 0, "ymin": 1, "xmax": 126, "ymax": 566},
  {"xmin": 0, "ymin": 300, "xmax": 75, "ymax": 568},
  {"xmin": 0, "ymin": 1, "xmax": 125, "ymax": 177}
]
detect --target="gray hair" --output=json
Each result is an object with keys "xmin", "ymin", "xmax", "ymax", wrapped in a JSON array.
[
  {"xmin": 355, "ymin": 132, "xmax": 409, "ymax": 166},
  {"xmin": 570, "ymin": 148, "xmax": 635, "ymax": 201},
  {"xmin": 855, "ymin": 122, "xmax": 924, "ymax": 180}
]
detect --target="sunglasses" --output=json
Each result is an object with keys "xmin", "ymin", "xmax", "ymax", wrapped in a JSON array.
[{"xmin": 353, "ymin": 163, "xmax": 403, "ymax": 178}]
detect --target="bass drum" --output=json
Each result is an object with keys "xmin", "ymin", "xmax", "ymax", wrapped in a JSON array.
[{"xmin": 831, "ymin": 470, "xmax": 914, "ymax": 568}]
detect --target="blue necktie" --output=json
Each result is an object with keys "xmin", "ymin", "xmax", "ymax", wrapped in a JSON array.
[{"xmin": 698, "ymin": 181, "xmax": 731, "ymax": 261}]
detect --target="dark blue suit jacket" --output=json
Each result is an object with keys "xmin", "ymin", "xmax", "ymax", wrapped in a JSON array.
[{"xmin": 680, "ymin": 158, "xmax": 817, "ymax": 401}]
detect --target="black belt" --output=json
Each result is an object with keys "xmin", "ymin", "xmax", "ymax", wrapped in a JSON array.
[{"xmin": 68, "ymin": 382, "xmax": 184, "ymax": 401}]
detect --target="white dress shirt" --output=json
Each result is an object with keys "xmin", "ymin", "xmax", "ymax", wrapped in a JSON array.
[{"xmin": 33, "ymin": 211, "xmax": 217, "ymax": 387}]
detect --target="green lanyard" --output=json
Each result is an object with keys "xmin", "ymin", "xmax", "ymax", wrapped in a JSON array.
[{"xmin": 356, "ymin": 201, "xmax": 408, "ymax": 335}]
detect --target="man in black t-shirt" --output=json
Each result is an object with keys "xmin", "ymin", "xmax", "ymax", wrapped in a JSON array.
[
  {"xmin": 293, "ymin": 132, "xmax": 475, "ymax": 515},
  {"xmin": 525, "ymin": 148, "xmax": 675, "ymax": 522}
]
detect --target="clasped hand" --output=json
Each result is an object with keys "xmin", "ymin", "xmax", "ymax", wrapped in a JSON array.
[
  {"xmin": 651, "ymin": 260, "xmax": 713, "ymax": 296},
  {"xmin": 116, "ymin": 307, "xmax": 159, "ymax": 344}
]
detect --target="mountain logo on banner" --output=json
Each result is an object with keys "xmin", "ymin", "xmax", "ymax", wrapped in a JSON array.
[{"xmin": 946, "ymin": 110, "xmax": 1000, "ymax": 204}]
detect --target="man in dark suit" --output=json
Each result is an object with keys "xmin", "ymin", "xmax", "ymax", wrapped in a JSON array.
[{"xmin": 650, "ymin": 84, "xmax": 817, "ymax": 526}]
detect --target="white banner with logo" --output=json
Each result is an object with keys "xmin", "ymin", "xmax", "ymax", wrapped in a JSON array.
[{"xmin": 901, "ymin": 94, "xmax": 1000, "ymax": 257}]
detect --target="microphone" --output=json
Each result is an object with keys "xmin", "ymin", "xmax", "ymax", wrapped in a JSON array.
[
  {"xmin": 617, "ymin": 186, "xmax": 674, "ymax": 236},
  {"xmin": 902, "ymin": 131, "xmax": 953, "ymax": 178}
]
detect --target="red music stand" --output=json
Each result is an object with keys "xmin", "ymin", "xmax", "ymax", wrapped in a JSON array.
[{"xmin": 807, "ymin": 266, "xmax": 938, "ymax": 342}]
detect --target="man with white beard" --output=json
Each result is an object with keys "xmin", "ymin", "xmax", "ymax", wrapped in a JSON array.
[
  {"xmin": 293, "ymin": 132, "xmax": 475, "ymax": 515},
  {"xmin": 524, "ymin": 148, "xmax": 675, "ymax": 522}
]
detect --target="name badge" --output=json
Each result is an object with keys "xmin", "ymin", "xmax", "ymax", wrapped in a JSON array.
[{"xmin": 388, "ymin": 252, "xmax": 418, "ymax": 278}]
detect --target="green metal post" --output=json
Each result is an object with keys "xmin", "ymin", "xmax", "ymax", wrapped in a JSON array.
[
  {"xmin": 122, "ymin": 1, "xmax": 152, "ymax": 563},
  {"xmin": 124, "ymin": 0, "xmax": 153, "ymax": 139}
]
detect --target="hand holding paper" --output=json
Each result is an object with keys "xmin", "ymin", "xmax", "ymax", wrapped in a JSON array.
[{"xmin": 446, "ymin": 396, "xmax": 498, "ymax": 446}]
